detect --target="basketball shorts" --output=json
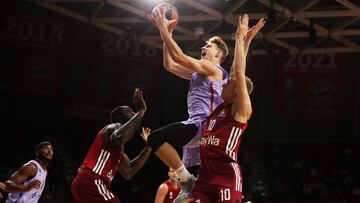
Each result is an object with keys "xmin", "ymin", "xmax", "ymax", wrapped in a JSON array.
[
  {"xmin": 71, "ymin": 169, "xmax": 120, "ymax": 203},
  {"xmin": 190, "ymin": 162, "xmax": 242, "ymax": 203}
]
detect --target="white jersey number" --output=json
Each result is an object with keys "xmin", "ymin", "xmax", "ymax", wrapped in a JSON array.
[
  {"xmin": 208, "ymin": 119, "xmax": 216, "ymax": 131},
  {"xmin": 220, "ymin": 188, "xmax": 231, "ymax": 201}
]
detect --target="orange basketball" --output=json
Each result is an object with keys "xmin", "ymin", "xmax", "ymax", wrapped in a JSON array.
[{"xmin": 151, "ymin": 3, "xmax": 179, "ymax": 32}]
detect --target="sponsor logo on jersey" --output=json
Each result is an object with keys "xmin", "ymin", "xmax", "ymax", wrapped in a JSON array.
[
  {"xmin": 200, "ymin": 135, "xmax": 220, "ymax": 146},
  {"xmin": 107, "ymin": 169, "xmax": 114, "ymax": 181}
]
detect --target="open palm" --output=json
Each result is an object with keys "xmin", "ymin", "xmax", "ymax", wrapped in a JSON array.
[
  {"xmin": 236, "ymin": 14, "xmax": 249, "ymax": 38},
  {"xmin": 244, "ymin": 18, "xmax": 265, "ymax": 43}
]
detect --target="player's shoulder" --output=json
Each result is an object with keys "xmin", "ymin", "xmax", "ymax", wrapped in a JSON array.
[
  {"xmin": 101, "ymin": 123, "xmax": 121, "ymax": 136},
  {"xmin": 17, "ymin": 161, "xmax": 38, "ymax": 176},
  {"xmin": 24, "ymin": 161, "xmax": 38, "ymax": 169},
  {"xmin": 104, "ymin": 123, "xmax": 121, "ymax": 130},
  {"xmin": 158, "ymin": 182, "xmax": 169, "ymax": 192},
  {"xmin": 200, "ymin": 60, "xmax": 221, "ymax": 70}
]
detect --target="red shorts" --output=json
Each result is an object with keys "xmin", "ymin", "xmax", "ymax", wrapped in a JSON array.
[
  {"xmin": 71, "ymin": 169, "xmax": 121, "ymax": 203},
  {"xmin": 190, "ymin": 162, "xmax": 242, "ymax": 203}
]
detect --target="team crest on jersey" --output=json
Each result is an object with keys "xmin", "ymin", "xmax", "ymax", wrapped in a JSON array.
[{"xmin": 218, "ymin": 109, "xmax": 226, "ymax": 118}]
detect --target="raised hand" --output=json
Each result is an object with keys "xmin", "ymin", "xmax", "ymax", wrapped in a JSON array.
[
  {"xmin": 151, "ymin": 6, "xmax": 176, "ymax": 33},
  {"xmin": 236, "ymin": 14, "xmax": 249, "ymax": 39},
  {"xmin": 132, "ymin": 88, "xmax": 147, "ymax": 114},
  {"xmin": 244, "ymin": 18, "xmax": 265, "ymax": 44},
  {"xmin": 140, "ymin": 127, "xmax": 151, "ymax": 146},
  {"xmin": 25, "ymin": 180, "xmax": 41, "ymax": 191}
]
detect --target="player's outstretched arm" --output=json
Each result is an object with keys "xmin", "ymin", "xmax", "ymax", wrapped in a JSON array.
[
  {"xmin": 4, "ymin": 163, "xmax": 41, "ymax": 193},
  {"xmin": 117, "ymin": 127, "xmax": 152, "ymax": 180},
  {"xmin": 153, "ymin": 7, "xmax": 220, "ymax": 78},
  {"xmin": 229, "ymin": 18, "xmax": 265, "ymax": 77},
  {"xmin": 163, "ymin": 43, "xmax": 193, "ymax": 80},
  {"xmin": 243, "ymin": 18, "xmax": 265, "ymax": 56},
  {"xmin": 151, "ymin": 6, "xmax": 192, "ymax": 79},
  {"xmin": 110, "ymin": 88, "xmax": 147, "ymax": 145},
  {"xmin": 154, "ymin": 183, "xmax": 168, "ymax": 203},
  {"xmin": 232, "ymin": 14, "xmax": 252, "ymax": 123}
]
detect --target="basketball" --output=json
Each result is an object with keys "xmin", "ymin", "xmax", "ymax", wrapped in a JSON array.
[{"xmin": 151, "ymin": 3, "xmax": 179, "ymax": 31}]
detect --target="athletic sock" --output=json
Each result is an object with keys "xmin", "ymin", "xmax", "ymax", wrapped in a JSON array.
[{"xmin": 175, "ymin": 164, "xmax": 191, "ymax": 182}]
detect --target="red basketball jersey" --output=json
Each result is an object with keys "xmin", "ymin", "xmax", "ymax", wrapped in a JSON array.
[
  {"xmin": 200, "ymin": 103, "xmax": 249, "ymax": 163},
  {"xmin": 81, "ymin": 125, "xmax": 124, "ymax": 183},
  {"xmin": 163, "ymin": 180, "xmax": 180, "ymax": 203}
]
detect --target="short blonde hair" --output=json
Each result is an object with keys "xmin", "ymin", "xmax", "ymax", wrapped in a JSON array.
[
  {"xmin": 246, "ymin": 76, "xmax": 253, "ymax": 95},
  {"xmin": 208, "ymin": 36, "xmax": 229, "ymax": 64}
]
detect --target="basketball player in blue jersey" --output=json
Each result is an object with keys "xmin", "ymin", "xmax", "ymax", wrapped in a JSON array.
[
  {"xmin": 150, "ymin": 7, "xmax": 228, "ymax": 203},
  {"xmin": 1, "ymin": 142, "xmax": 53, "ymax": 203}
]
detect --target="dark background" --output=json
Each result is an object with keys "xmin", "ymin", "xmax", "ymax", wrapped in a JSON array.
[{"xmin": 1, "ymin": 1, "xmax": 359, "ymax": 203}]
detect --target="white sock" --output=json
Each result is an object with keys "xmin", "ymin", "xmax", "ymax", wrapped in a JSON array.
[{"xmin": 175, "ymin": 164, "xmax": 191, "ymax": 182}]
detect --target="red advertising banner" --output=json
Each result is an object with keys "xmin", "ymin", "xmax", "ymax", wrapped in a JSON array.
[{"xmin": 276, "ymin": 53, "xmax": 347, "ymax": 117}]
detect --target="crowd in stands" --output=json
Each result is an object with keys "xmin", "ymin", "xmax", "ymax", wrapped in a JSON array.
[{"xmin": 256, "ymin": 143, "xmax": 360, "ymax": 203}]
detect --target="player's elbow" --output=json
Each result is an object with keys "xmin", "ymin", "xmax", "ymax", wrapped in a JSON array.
[
  {"xmin": 164, "ymin": 63, "xmax": 175, "ymax": 71},
  {"xmin": 121, "ymin": 169, "xmax": 133, "ymax": 180},
  {"xmin": 123, "ymin": 174, "xmax": 132, "ymax": 180},
  {"xmin": 125, "ymin": 164, "xmax": 137, "ymax": 180},
  {"xmin": 125, "ymin": 171, "xmax": 136, "ymax": 180}
]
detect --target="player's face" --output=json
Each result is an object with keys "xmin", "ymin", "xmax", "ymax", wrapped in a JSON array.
[
  {"xmin": 221, "ymin": 78, "xmax": 236, "ymax": 102},
  {"xmin": 168, "ymin": 168, "xmax": 178, "ymax": 182},
  {"xmin": 201, "ymin": 42, "xmax": 220, "ymax": 60},
  {"xmin": 37, "ymin": 144, "xmax": 54, "ymax": 161}
]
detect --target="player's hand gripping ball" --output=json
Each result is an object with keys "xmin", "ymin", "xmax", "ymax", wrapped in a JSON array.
[{"xmin": 151, "ymin": 3, "xmax": 179, "ymax": 32}]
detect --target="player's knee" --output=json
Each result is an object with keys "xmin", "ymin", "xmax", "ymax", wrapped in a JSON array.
[{"xmin": 147, "ymin": 131, "xmax": 165, "ymax": 151}]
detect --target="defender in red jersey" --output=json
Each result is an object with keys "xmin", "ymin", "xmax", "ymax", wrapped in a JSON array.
[
  {"xmin": 190, "ymin": 15, "xmax": 265, "ymax": 203},
  {"xmin": 71, "ymin": 88, "xmax": 152, "ymax": 203},
  {"xmin": 155, "ymin": 168, "xmax": 180, "ymax": 203}
]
